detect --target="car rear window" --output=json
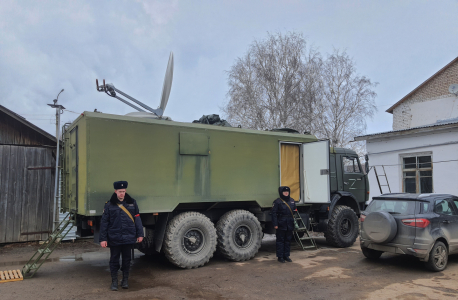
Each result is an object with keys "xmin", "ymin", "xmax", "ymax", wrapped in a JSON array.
[{"xmin": 366, "ymin": 199, "xmax": 416, "ymax": 215}]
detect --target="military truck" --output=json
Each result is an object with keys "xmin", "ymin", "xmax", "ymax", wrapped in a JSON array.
[{"xmin": 60, "ymin": 111, "xmax": 368, "ymax": 269}]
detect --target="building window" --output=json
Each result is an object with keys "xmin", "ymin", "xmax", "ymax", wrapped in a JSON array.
[{"xmin": 402, "ymin": 155, "xmax": 433, "ymax": 193}]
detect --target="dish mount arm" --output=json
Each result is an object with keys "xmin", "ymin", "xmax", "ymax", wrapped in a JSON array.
[{"xmin": 95, "ymin": 79, "xmax": 163, "ymax": 116}]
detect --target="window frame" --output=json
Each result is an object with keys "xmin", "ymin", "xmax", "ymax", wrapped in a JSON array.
[
  {"xmin": 433, "ymin": 199, "xmax": 458, "ymax": 216},
  {"xmin": 342, "ymin": 156, "xmax": 362, "ymax": 174},
  {"xmin": 401, "ymin": 154, "xmax": 433, "ymax": 193}
]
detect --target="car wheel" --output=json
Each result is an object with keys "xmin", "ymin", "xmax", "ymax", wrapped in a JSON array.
[
  {"xmin": 163, "ymin": 212, "xmax": 217, "ymax": 269},
  {"xmin": 425, "ymin": 241, "xmax": 448, "ymax": 272},
  {"xmin": 361, "ymin": 247, "xmax": 383, "ymax": 259}
]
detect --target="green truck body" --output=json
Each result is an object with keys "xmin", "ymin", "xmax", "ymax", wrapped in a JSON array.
[{"xmin": 62, "ymin": 111, "xmax": 369, "ymax": 268}]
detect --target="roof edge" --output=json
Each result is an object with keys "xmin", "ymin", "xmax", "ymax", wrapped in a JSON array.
[
  {"xmin": 354, "ymin": 121, "xmax": 458, "ymax": 141},
  {"xmin": 0, "ymin": 105, "xmax": 57, "ymax": 143},
  {"xmin": 386, "ymin": 56, "xmax": 458, "ymax": 114},
  {"xmin": 80, "ymin": 111, "xmax": 319, "ymax": 140}
]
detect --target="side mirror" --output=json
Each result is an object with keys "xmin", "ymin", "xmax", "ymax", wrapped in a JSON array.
[{"xmin": 364, "ymin": 154, "xmax": 370, "ymax": 174}]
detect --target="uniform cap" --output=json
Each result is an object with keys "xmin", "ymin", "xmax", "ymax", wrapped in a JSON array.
[
  {"xmin": 114, "ymin": 181, "xmax": 128, "ymax": 189},
  {"xmin": 278, "ymin": 186, "xmax": 290, "ymax": 200}
]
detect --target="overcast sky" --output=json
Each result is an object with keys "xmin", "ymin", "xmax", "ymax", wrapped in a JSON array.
[{"xmin": 1, "ymin": 0, "xmax": 457, "ymax": 136}]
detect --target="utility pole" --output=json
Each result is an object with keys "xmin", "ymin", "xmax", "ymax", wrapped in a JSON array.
[{"xmin": 48, "ymin": 89, "xmax": 65, "ymax": 231}]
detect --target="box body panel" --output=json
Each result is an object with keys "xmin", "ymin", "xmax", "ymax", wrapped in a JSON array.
[{"xmin": 63, "ymin": 112, "xmax": 317, "ymax": 216}]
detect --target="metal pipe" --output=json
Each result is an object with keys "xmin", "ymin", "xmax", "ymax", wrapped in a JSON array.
[
  {"xmin": 114, "ymin": 96, "xmax": 146, "ymax": 112},
  {"xmin": 49, "ymin": 89, "xmax": 64, "ymax": 232},
  {"xmin": 112, "ymin": 86, "xmax": 157, "ymax": 113},
  {"xmin": 113, "ymin": 95, "xmax": 146, "ymax": 112},
  {"xmin": 53, "ymin": 105, "xmax": 61, "ymax": 231}
]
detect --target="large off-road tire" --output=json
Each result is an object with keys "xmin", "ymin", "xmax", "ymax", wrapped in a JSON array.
[
  {"xmin": 163, "ymin": 212, "xmax": 217, "ymax": 269},
  {"xmin": 425, "ymin": 241, "xmax": 448, "ymax": 272},
  {"xmin": 324, "ymin": 205, "xmax": 359, "ymax": 248},
  {"xmin": 361, "ymin": 247, "xmax": 383, "ymax": 259},
  {"xmin": 216, "ymin": 210, "xmax": 263, "ymax": 261},
  {"xmin": 137, "ymin": 228, "xmax": 157, "ymax": 255}
]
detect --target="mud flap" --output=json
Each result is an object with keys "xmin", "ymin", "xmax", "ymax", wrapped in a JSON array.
[
  {"xmin": 154, "ymin": 213, "xmax": 171, "ymax": 253},
  {"xmin": 93, "ymin": 217, "xmax": 101, "ymax": 244}
]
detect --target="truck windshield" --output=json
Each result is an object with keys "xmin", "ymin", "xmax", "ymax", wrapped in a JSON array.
[{"xmin": 366, "ymin": 200, "xmax": 416, "ymax": 215}]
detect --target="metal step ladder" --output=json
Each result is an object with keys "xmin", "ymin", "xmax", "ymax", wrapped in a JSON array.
[
  {"xmin": 22, "ymin": 211, "xmax": 76, "ymax": 279},
  {"xmin": 373, "ymin": 165, "xmax": 391, "ymax": 194},
  {"xmin": 293, "ymin": 211, "xmax": 317, "ymax": 250}
]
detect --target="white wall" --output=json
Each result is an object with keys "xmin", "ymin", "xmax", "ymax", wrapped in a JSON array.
[
  {"xmin": 366, "ymin": 128, "xmax": 458, "ymax": 200},
  {"xmin": 409, "ymin": 95, "xmax": 458, "ymax": 128}
]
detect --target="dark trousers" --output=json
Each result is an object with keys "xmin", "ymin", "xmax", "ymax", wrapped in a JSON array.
[
  {"xmin": 109, "ymin": 244, "xmax": 133, "ymax": 275},
  {"xmin": 276, "ymin": 229, "xmax": 293, "ymax": 258}
]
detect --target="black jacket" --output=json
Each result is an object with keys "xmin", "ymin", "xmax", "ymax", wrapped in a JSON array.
[
  {"xmin": 271, "ymin": 192, "xmax": 297, "ymax": 231},
  {"xmin": 99, "ymin": 193, "xmax": 144, "ymax": 246}
]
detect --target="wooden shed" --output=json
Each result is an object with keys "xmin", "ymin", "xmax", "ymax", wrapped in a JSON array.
[{"xmin": 0, "ymin": 105, "xmax": 57, "ymax": 243}]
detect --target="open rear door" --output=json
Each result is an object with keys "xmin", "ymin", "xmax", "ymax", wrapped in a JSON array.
[{"xmin": 302, "ymin": 140, "xmax": 330, "ymax": 203}]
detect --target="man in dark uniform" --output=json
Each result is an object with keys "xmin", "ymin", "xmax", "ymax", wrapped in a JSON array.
[
  {"xmin": 271, "ymin": 186, "xmax": 297, "ymax": 263},
  {"xmin": 100, "ymin": 181, "xmax": 144, "ymax": 291}
]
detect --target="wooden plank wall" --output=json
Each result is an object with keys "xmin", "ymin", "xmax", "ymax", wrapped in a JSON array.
[
  {"xmin": 0, "ymin": 145, "xmax": 55, "ymax": 244},
  {"xmin": 0, "ymin": 111, "xmax": 55, "ymax": 146}
]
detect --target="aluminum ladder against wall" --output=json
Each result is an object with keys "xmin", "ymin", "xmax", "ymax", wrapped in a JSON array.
[
  {"xmin": 373, "ymin": 166, "xmax": 392, "ymax": 194},
  {"xmin": 293, "ymin": 211, "xmax": 317, "ymax": 250}
]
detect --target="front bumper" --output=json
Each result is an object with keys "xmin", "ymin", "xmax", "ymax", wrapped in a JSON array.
[{"xmin": 360, "ymin": 238, "xmax": 432, "ymax": 261}]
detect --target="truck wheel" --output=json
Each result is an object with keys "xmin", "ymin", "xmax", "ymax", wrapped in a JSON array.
[
  {"xmin": 361, "ymin": 247, "xmax": 383, "ymax": 259},
  {"xmin": 216, "ymin": 210, "xmax": 263, "ymax": 261},
  {"xmin": 137, "ymin": 228, "xmax": 156, "ymax": 255},
  {"xmin": 425, "ymin": 241, "xmax": 448, "ymax": 272},
  {"xmin": 325, "ymin": 205, "xmax": 359, "ymax": 248},
  {"xmin": 163, "ymin": 212, "xmax": 217, "ymax": 269}
]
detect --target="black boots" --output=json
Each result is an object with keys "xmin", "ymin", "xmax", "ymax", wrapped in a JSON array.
[
  {"xmin": 121, "ymin": 272, "xmax": 129, "ymax": 289},
  {"xmin": 278, "ymin": 257, "xmax": 292, "ymax": 263},
  {"xmin": 110, "ymin": 272, "xmax": 128, "ymax": 290},
  {"xmin": 110, "ymin": 274, "xmax": 118, "ymax": 291}
]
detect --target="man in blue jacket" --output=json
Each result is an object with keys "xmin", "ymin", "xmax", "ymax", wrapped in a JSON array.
[
  {"xmin": 100, "ymin": 181, "xmax": 144, "ymax": 291},
  {"xmin": 271, "ymin": 186, "xmax": 297, "ymax": 263}
]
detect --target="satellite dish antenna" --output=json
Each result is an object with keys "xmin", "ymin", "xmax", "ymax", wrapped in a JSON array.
[
  {"xmin": 96, "ymin": 51, "xmax": 174, "ymax": 119},
  {"xmin": 449, "ymin": 84, "xmax": 458, "ymax": 96},
  {"xmin": 157, "ymin": 52, "xmax": 174, "ymax": 117}
]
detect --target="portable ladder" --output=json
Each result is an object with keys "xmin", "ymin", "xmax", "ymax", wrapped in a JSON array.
[
  {"xmin": 22, "ymin": 211, "xmax": 76, "ymax": 278},
  {"xmin": 373, "ymin": 165, "xmax": 391, "ymax": 194},
  {"xmin": 293, "ymin": 210, "xmax": 317, "ymax": 250}
]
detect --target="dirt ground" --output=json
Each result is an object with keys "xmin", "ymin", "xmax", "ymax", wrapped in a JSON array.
[{"xmin": 1, "ymin": 235, "xmax": 458, "ymax": 300}]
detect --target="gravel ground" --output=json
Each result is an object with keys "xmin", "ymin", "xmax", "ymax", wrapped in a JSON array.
[{"xmin": 1, "ymin": 235, "xmax": 458, "ymax": 300}]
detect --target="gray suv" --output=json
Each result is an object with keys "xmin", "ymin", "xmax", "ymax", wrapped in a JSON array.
[{"xmin": 360, "ymin": 193, "xmax": 458, "ymax": 271}]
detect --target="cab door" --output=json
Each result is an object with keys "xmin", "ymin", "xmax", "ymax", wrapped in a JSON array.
[{"xmin": 342, "ymin": 156, "xmax": 365, "ymax": 203}]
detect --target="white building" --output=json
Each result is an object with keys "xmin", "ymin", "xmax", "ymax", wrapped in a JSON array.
[{"xmin": 355, "ymin": 56, "xmax": 458, "ymax": 198}]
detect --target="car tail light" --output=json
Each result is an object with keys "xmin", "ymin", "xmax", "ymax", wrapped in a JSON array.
[
  {"xmin": 360, "ymin": 214, "xmax": 366, "ymax": 222},
  {"xmin": 402, "ymin": 218, "xmax": 430, "ymax": 228}
]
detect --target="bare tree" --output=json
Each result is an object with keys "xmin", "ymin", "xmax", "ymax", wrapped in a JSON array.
[
  {"xmin": 313, "ymin": 49, "xmax": 377, "ymax": 153},
  {"xmin": 222, "ymin": 33, "xmax": 377, "ymax": 154},
  {"xmin": 222, "ymin": 32, "xmax": 320, "ymax": 133}
]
